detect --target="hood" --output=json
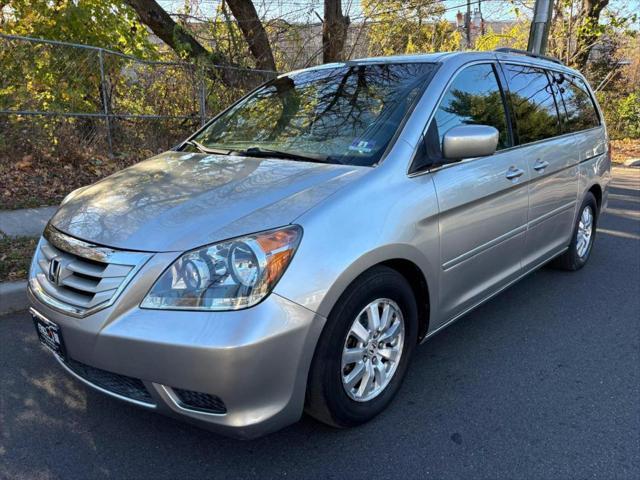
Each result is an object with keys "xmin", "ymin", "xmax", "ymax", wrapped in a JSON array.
[{"xmin": 50, "ymin": 151, "xmax": 367, "ymax": 251}]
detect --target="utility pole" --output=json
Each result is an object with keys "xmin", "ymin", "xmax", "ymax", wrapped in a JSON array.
[
  {"xmin": 465, "ymin": 0, "xmax": 472, "ymax": 49},
  {"xmin": 527, "ymin": 0, "xmax": 554, "ymax": 55}
]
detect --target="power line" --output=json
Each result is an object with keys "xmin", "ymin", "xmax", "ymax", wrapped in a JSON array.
[{"xmin": 163, "ymin": 0, "xmax": 514, "ymax": 25}]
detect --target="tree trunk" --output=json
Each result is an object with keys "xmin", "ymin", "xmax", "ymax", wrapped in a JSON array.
[
  {"xmin": 572, "ymin": 0, "xmax": 610, "ymax": 69},
  {"xmin": 125, "ymin": 0, "xmax": 277, "ymax": 92},
  {"xmin": 225, "ymin": 0, "xmax": 277, "ymax": 71},
  {"xmin": 323, "ymin": 0, "xmax": 350, "ymax": 63},
  {"xmin": 124, "ymin": 0, "xmax": 225, "ymax": 65}
]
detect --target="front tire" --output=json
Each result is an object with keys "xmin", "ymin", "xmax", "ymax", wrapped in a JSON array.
[
  {"xmin": 552, "ymin": 192, "xmax": 598, "ymax": 271},
  {"xmin": 305, "ymin": 266, "xmax": 418, "ymax": 428}
]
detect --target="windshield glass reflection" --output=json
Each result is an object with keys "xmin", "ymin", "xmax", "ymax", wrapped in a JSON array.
[{"xmin": 192, "ymin": 63, "xmax": 436, "ymax": 166}]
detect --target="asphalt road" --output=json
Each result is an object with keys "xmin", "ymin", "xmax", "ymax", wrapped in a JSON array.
[{"xmin": 1, "ymin": 168, "xmax": 638, "ymax": 480}]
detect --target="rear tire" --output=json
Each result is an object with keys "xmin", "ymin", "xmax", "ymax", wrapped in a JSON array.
[
  {"xmin": 552, "ymin": 192, "xmax": 598, "ymax": 271},
  {"xmin": 305, "ymin": 266, "xmax": 418, "ymax": 428}
]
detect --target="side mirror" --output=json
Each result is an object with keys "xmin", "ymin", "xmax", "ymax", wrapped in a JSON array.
[{"xmin": 442, "ymin": 125, "xmax": 499, "ymax": 161}]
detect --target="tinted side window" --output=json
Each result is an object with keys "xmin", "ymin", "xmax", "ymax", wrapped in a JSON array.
[
  {"xmin": 426, "ymin": 63, "xmax": 510, "ymax": 162},
  {"xmin": 502, "ymin": 64, "xmax": 561, "ymax": 144},
  {"xmin": 549, "ymin": 72, "xmax": 600, "ymax": 132}
]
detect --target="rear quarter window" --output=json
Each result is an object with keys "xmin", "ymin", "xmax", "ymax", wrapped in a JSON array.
[{"xmin": 549, "ymin": 73, "xmax": 600, "ymax": 133}]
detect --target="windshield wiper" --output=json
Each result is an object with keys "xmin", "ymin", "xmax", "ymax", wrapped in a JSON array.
[
  {"xmin": 235, "ymin": 146, "xmax": 342, "ymax": 165},
  {"xmin": 185, "ymin": 140, "xmax": 233, "ymax": 155}
]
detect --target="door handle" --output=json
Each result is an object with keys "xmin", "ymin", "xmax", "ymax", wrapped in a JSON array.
[
  {"xmin": 505, "ymin": 167, "xmax": 525, "ymax": 180},
  {"xmin": 533, "ymin": 159, "xmax": 550, "ymax": 171}
]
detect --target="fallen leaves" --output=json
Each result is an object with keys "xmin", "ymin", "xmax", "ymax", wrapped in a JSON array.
[
  {"xmin": 16, "ymin": 154, "xmax": 33, "ymax": 170},
  {"xmin": 611, "ymin": 139, "xmax": 640, "ymax": 164},
  {"xmin": 0, "ymin": 236, "xmax": 38, "ymax": 282},
  {"xmin": 1, "ymin": 152, "xmax": 141, "ymax": 209}
]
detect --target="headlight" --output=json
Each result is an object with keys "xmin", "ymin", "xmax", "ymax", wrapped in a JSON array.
[{"xmin": 141, "ymin": 226, "xmax": 302, "ymax": 311}]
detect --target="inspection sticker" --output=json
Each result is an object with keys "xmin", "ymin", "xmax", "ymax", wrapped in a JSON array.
[{"xmin": 348, "ymin": 139, "xmax": 376, "ymax": 153}]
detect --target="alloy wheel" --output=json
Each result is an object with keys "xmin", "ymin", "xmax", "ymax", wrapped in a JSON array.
[
  {"xmin": 341, "ymin": 299, "xmax": 405, "ymax": 402},
  {"xmin": 576, "ymin": 205, "xmax": 594, "ymax": 258}
]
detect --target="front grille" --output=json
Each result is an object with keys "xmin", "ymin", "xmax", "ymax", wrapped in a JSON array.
[
  {"xmin": 173, "ymin": 388, "xmax": 227, "ymax": 414},
  {"xmin": 64, "ymin": 357, "xmax": 154, "ymax": 405},
  {"xmin": 30, "ymin": 225, "xmax": 150, "ymax": 317}
]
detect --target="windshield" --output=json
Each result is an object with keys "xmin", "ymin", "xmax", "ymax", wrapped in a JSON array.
[{"xmin": 190, "ymin": 62, "xmax": 436, "ymax": 166}]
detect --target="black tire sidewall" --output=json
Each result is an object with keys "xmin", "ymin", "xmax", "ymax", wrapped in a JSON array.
[{"xmin": 312, "ymin": 266, "xmax": 418, "ymax": 427}]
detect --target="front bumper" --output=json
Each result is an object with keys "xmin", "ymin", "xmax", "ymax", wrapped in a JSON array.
[{"xmin": 28, "ymin": 286, "xmax": 325, "ymax": 439}]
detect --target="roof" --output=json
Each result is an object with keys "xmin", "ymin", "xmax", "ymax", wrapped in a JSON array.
[
  {"xmin": 347, "ymin": 52, "xmax": 449, "ymax": 64},
  {"xmin": 348, "ymin": 50, "xmax": 578, "ymax": 75},
  {"xmin": 285, "ymin": 50, "xmax": 580, "ymax": 78}
]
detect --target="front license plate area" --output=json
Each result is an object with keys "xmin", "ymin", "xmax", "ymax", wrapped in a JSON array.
[{"xmin": 32, "ymin": 311, "xmax": 66, "ymax": 359}]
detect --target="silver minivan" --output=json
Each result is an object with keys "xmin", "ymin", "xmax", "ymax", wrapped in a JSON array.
[{"xmin": 28, "ymin": 49, "xmax": 610, "ymax": 438}]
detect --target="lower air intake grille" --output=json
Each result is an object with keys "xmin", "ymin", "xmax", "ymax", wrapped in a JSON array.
[
  {"xmin": 173, "ymin": 388, "xmax": 227, "ymax": 414},
  {"xmin": 64, "ymin": 357, "xmax": 154, "ymax": 405}
]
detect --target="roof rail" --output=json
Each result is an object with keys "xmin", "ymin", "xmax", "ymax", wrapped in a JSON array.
[{"xmin": 494, "ymin": 48, "xmax": 564, "ymax": 66}]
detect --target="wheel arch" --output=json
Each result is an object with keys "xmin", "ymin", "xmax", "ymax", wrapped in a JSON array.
[
  {"xmin": 378, "ymin": 259, "xmax": 431, "ymax": 342},
  {"xmin": 587, "ymin": 183, "xmax": 603, "ymax": 213},
  {"xmin": 315, "ymin": 245, "xmax": 436, "ymax": 343}
]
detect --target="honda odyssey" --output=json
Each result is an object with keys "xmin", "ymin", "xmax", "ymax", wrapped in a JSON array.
[{"xmin": 28, "ymin": 48, "xmax": 610, "ymax": 438}]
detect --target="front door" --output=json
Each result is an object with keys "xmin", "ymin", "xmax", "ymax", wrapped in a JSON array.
[{"xmin": 423, "ymin": 63, "xmax": 530, "ymax": 322}]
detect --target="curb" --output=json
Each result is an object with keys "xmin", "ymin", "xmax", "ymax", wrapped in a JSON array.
[
  {"xmin": 0, "ymin": 281, "xmax": 28, "ymax": 315},
  {"xmin": 0, "ymin": 206, "xmax": 57, "ymax": 238}
]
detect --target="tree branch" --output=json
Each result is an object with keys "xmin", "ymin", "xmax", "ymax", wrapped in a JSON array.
[
  {"xmin": 572, "ymin": 0, "xmax": 611, "ymax": 69},
  {"xmin": 124, "ymin": 0, "xmax": 226, "ymax": 65}
]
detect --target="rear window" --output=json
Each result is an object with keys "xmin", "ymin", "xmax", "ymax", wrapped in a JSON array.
[
  {"xmin": 549, "ymin": 72, "xmax": 600, "ymax": 133},
  {"xmin": 502, "ymin": 64, "xmax": 561, "ymax": 144}
]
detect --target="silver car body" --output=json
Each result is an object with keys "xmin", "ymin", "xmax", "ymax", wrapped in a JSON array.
[{"xmin": 28, "ymin": 51, "xmax": 610, "ymax": 438}]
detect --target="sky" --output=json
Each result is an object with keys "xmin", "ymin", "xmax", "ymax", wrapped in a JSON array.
[{"xmin": 158, "ymin": 0, "xmax": 640, "ymax": 24}]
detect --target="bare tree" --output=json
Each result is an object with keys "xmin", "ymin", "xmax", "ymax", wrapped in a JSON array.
[{"xmin": 323, "ymin": 0, "xmax": 350, "ymax": 63}]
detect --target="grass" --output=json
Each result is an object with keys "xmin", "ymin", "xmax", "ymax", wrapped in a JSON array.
[{"xmin": 0, "ymin": 236, "xmax": 38, "ymax": 282}]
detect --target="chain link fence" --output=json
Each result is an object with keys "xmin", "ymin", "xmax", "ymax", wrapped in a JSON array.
[{"xmin": 0, "ymin": 34, "xmax": 276, "ymax": 160}]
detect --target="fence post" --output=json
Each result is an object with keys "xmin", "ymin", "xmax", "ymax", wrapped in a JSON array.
[
  {"xmin": 98, "ymin": 48, "xmax": 114, "ymax": 157},
  {"xmin": 198, "ymin": 64, "xmax": 207, "ymax": 127}
]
